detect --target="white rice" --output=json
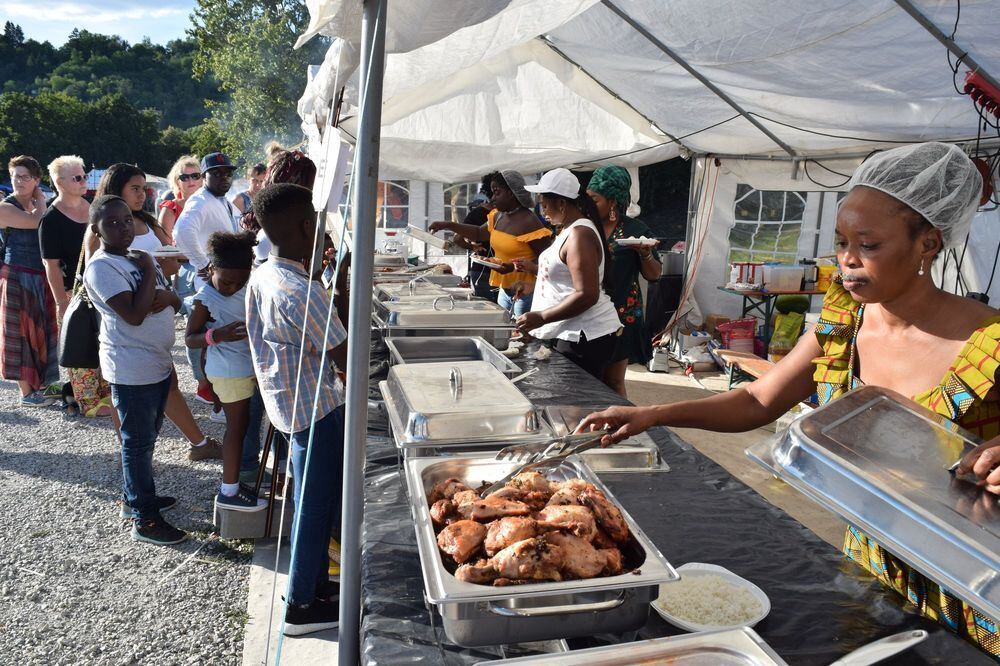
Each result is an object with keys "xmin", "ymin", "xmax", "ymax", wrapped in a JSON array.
[{"xmin": 655, "ymin": 573, "xmax": 762, "ymax": 626}]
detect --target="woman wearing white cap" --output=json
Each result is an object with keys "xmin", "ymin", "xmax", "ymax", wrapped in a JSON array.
[
  {"xmin": 513, "ymin": 168, "xmax": 622, "ymax": 381},
  {"xmin": 579, "ymin": 142, "xmax": 1000, "ymax": 656}
]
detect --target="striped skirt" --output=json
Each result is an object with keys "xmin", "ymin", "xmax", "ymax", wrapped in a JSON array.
[{"xmin": 0, "ymin": 263, "xmax": 59, "ymax": 391}]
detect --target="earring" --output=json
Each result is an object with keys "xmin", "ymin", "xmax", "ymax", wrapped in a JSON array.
[
  {"xmin": 918, "ymin": 259, "xmax": 925, "ymax": 276},
  {"xmin": 610, "ymin": 207, "xmax": 618, "ymax": 223}
]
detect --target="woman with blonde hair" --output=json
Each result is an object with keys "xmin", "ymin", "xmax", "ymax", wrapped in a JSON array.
[
  {"xmin": 40, "ymin": 155, "xmax": 90, "ymax": 322},
  {"xmin": 158, "ymin": 155, "xmax": 202, "ymax": 237}
]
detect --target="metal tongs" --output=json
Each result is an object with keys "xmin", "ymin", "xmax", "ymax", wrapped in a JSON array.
[{"xmin": 481, "ymin": 430, "xmax": 609, "ymax": 498}]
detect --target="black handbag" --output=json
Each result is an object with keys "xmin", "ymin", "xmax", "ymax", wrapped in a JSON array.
[{"xmin": 58, "ymin": 245, "xmax": 101, "ymax": 369}]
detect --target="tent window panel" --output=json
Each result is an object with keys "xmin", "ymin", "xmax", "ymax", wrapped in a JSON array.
[
  {"xmin": 728, "ymin": 184, "xmax": 807, "ymax": 266},
  {"xmin": 377, "ymin": 181, "xmax": 410, "ymax": 229}
]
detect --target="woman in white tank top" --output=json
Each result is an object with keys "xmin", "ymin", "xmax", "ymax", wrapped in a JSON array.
[{"xmin": 516, "ymin": 169, "xmax": 622, "ymax": 382}]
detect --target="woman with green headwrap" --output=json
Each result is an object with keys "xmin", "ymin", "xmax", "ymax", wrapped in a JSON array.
[{"xmin": 587, "ymin": 166, "xmax": 661, "ymax": 397}]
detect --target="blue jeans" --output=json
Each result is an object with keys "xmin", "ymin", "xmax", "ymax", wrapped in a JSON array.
[
  {"xmin": 287, "ymin": 405, "xmax": 345, "ymax": 606},
  {"xmin": 498, "ymin": 287, "xmax": 532, "ymax": 318},
  {"xmin": 242, "ymin": 389, "xmax": 287, "ymax": 473},
  {"xmin": 111, "ymin": 376, "xmax": 172, "ymax": 522}
]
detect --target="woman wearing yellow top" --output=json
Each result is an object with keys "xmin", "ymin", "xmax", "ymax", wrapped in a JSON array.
[
  {"xmin": 430, "ymin": 170, "xmax": 552, "ymax": 316},
  {"xmin": 579, "ymin": 142, "xmax": 1000, "ymax": 658}
]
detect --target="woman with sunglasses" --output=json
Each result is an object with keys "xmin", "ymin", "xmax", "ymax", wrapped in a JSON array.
[
  {"xmin": 158, "ymin": 155, "xmax": 202, "ymax": 238},
  {"xmin": 40, "ymin": 155, "xmax": 90, "ymax": 323}
]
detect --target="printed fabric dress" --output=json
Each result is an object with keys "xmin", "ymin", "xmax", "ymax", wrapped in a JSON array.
[
  {"xmin": 813, "ymin": 280, "xmax": 1000, "ymax": 659},
  {"xmin": 606, "ymin": 216, "xmax": 653, "ymax": 365}
]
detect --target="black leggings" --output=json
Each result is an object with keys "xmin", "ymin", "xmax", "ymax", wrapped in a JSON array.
[{"xmin": 554, "ymin": 331, "xmax": 620, "ymax": 380}]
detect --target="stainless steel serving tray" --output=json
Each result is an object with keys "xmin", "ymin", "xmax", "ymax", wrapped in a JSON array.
[
  {"xmin": 385, "ymin": 336, "xmax": 521, "ymax": 377},
  {"xmin": 747, "ymin": 385, "xmax": 1000, "ymax": 621},
  {"xmin": 372, "ymin": 308, "xmax": 515, "ymax": 351},
  {"xmin": 375, "ymin": 298, "xmax": 512, "ymax": 327},
  {"xmin": 372, "ymin": 268, "xmax": 460, "ymax": 286},
  {"xmin": 544, "ymin": 406, "xmax": 669, "ymax": 472},
  {"xmin": 380, "ymin": 361, "xmax": 550, "ymax": 449},
  {"xmin": 475, "ymin": 627, "xmax": 788, "ymax": 665},
  {"xmin": 374, "ymin": 282, "xmax": 476, "ymax": 303},
  {"xmin": 405, "ymin": 454, "xmax": 679, "ymax": 646}
]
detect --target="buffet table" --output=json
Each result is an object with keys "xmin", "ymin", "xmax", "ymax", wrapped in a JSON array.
[{"xmin": 359, "ymin": 340, "xmax": 993, "ymax": 665}]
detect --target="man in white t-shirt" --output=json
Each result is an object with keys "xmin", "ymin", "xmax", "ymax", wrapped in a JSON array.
[
  {"xmin": 174, "ymin": 152, "xmax": 239, "ymax": 405},
  {"xmin": 174, "ymin": 152, "xmax": 239, "ymax": 290}
]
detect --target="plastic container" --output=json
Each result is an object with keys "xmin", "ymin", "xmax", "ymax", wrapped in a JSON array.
[{"xmin": 761, "ymin": 264, "xmax": 804, "ymax": 292}]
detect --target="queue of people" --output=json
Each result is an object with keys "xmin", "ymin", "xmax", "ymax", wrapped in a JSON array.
[{"xmin": 0, "ymin": 148, "xmax": 345, "ymax": 635}]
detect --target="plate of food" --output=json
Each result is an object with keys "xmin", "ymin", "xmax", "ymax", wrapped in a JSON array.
[
  {"xmin": 150, "ymin": 245, "xmax": 186, "ymax": 259},
  {"xmin": 615, "ymin": 236, "xmax": 659, "ymax": 248},
  {"xmin": 651, "ymin": 562, "xmax": 770, "ymax": 632},
  {"xmin": 470, "ymin": 255, "xmax": 505, "ymax": 269}
]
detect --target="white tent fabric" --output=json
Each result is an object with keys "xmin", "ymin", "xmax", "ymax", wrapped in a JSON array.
[{"xmin": 298, "ymin": 0, "xmax": 1000, "ymax": 182}]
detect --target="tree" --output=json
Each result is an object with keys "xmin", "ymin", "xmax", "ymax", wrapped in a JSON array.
[
  {"xmin": 190, "ymin": 0, "xmax": 328, "ymax": 165},
  {"xmin": 3, "ymin": 21, "xmax": 24, "ymax": 47}
]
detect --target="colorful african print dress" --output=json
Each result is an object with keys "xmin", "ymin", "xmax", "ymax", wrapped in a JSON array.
[
  {"xmin": 813, "ymin": 280, "xmax": 1000, "ymax": 659},
  {"xmin": 607, "ymin": 216, "xmax": 653, "ymax": 365}
]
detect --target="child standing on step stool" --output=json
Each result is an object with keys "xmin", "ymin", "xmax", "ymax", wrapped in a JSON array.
[{"xmin": 184, "ymin": 231, "xmax": 265, "ymax": 513}]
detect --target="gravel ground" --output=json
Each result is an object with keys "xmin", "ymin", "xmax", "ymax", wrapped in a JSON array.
[{"xmin": 0, "ymin": 317, "xmax": 251, "ymax": 665}]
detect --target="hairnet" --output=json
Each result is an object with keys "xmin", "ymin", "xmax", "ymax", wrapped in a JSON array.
[
  {"xmin": 498, "ymin": 170, "xmax": 535, "ymax": 210},
  {"xmin": 848, "ymin": 142, "xmax": 982, "ymax": 248}
]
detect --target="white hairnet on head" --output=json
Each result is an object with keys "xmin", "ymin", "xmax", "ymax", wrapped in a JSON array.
[{"xmin": 848, "ymin": 142, "xmax": 982, "ymax": 248}]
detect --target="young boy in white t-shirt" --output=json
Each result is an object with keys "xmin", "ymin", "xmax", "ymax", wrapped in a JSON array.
[{"xmin": 84, "ymin": 194, "xmax": 186, "ymax": 546}]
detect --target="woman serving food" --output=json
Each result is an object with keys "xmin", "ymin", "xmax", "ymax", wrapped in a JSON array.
[{"xmin": 579, "ymin": 142, "xmax": 999, "ymax": 657}]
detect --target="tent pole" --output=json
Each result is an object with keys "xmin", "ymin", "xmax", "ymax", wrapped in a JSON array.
[
  {"xmin": 601, "ymin": 0, "xmax": 797, "ymax": 158},
  {"xmin": 893, "ymin": 0, "xmax": 1000, "ymax": 94},
  {"xmin": 339, "ymin": 1, "xmax": 387, "ymax": 664},
  {"xmin": 704, "ymin": 135, "xmax": 1000, "ymax": 163}
]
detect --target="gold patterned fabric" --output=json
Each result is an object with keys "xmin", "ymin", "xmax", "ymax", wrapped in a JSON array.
[{"xmin": 814, "ymin": 281, "xmax": 1000, "ymax": 659}]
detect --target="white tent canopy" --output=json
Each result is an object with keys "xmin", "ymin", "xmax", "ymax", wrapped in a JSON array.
[{"xmin": 298, "ymin": 0, "xmax": 1000, "ymax": 182}]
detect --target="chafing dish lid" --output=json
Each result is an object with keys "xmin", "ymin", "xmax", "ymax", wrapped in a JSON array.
[{"xmin": 747, "ymin": 385, "xmax": 1000, "ymax": 620}]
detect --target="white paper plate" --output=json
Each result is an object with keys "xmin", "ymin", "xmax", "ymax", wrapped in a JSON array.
[
  {"xmin": 470, "ymin": 256, "xmax": 504, "ymax": 268},
  {"xmin": 405, "ymin": 225, "xmax": 450, "ymax": 249},
  {"xmin": 615, "ymin": 237, "xmax": 658, "ymax": 248},
  {"xmin": 651, "ymin": 562, "xmax": 770, "ymax": 633},
  {"xmin": 150, "ymin": 246, "xmax": 184, "ymax": 258}
]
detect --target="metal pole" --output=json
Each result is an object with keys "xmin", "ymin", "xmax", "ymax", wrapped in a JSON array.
[
  {"xmin": 339, "ymin": 1, "xmax": 387, "ymax": 664},
  {"xmin": 893, "ymin": 0, "xmax": 1000, "ymax": 94},
  {"xmin": 601, "ymin": 0, "xmax": 797, "ymax": 158},
  {"xmin": 701, "ymin": 135, "xmax": 1000, "ymax": 163}
]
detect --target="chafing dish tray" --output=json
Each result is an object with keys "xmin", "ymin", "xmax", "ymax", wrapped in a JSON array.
[
  {"xmin": 372, "ymin": 271, "xmax": 463, "ymax": 286},
  {"xmin": 386, "ymin": 336, "xmax": 521, "ymax": 377},
  {"xmin": 544, "ymin": 405, "xmax": 669, "ymax": 472},
  {"xmin": 475, "ymin": 627, "xmax": 788, "ymax": 665},
  {"xmin": 375, "ymin": 298, "xmax": 512, "ymax": 327},
  {"xmin": 374, "ymin": 282, "xmax": 475, "ymax": 302},
  {"xmin": 379, "ymin": 361, "xmax": 550, "ymax": 449},
  {"xmin": 747, "ymin": 385, "xmax": 1000, "ymax": 621},
  {"xmin": 372, "ymin": 304, "xmax": 514, "ymax": 351},
  {"xmin": 405, "ymin": 454, "xmax": 679, "ymax": 646}
]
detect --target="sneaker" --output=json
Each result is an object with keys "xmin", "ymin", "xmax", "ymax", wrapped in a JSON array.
[
  {"xmin": 283, "ymin": 599, "xmax": 339, "ymax": 637},
  {"xmin": 20, "ymin": 391, "xmax": 55, "ymax": 408},
  {"xmin": 215, "ymin": 488, "xmax": 266, "ymax": 512},
  {"xmin": 187, "ymin": 437, "xmax": 223, "ymax": 461},
  {"xmin": 195, "ymin": 382, "xmax": 215, "ymax": 405},
  {"xmin": 120, "ymin": 496, "xmax": 178, "ymax": 519},
  {"xmin": 42, "ymin": 382, "xmax": 64, "ymax": 399},
  {"xmin": 131, "ymin": 519, "xmax": 188, "ymax": 545},
  {"xmin": 209, "ymin": 407, "xmax": 227, "ymax": 424}
]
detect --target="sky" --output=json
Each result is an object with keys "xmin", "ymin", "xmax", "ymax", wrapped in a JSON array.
[{"xmin": 2, "ymin": 0, "xmax": 197, "ymax": 46}]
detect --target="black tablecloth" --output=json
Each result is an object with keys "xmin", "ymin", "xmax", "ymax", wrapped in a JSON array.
[{"xmin": 360, "ymin": 339, "xmax": 992, "ymax": 665}]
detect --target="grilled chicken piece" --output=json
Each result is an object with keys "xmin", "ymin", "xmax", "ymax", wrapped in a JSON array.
[
  {"xmin": 580, "ymin": 488, "xmax": 629, "ymax": 542},
  {"xmin": 535, "ymin": 504, "xmax": 596, "ymax": 540},
  {"xmin": 456, "ymin": 495, "xmax": 532, "ymax": 522},
  {"xmin": 546, "ymin": 487, "xmax": 583, "ymax": 506},
  {"xmin": 491, "ymin": 486, "xmax": 550, "ymax": 511},
  {"xmin": 429, "ymin": 499, "xmax": 455, "ymax": 528},
  {"xmin": 437, "ymin": 520, "xmax": 487, "ymax": 564},
  {"xmin": 455, "ymin": 537, "xmax": 564, "ymax": 584},
  {"xmin": 506, "ymin": 471, "xmax": 552, "ymax": 494},
  {"xmin": 451, "ymin": 489, "xmax": 479, "ymax": 506},
  {"xmin": 591, "ymin": 527, "xmax": 616, "ymax": 550},
  {"xmin": 428, "ymin": 478, "xmax": 471, "ymax": 504},
  {"xmin": 602, "ymin": 546, "xmax": 624, "ymax": 575},
  {"xmin": 485, "ymin": 516, "xmax": 539, "ymax": 555},
  {"xmin": 546, "ymin": 532, "xmax": 622, "ymax": 579},
  {"xmin": 553, "ymin": 478, "xmax": 596, "ymax": 493}
]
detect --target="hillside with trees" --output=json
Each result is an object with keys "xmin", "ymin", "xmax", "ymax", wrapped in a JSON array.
[{"xmin": 0, "ymin": 4, "xmax": 327, "ymax": 178}]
